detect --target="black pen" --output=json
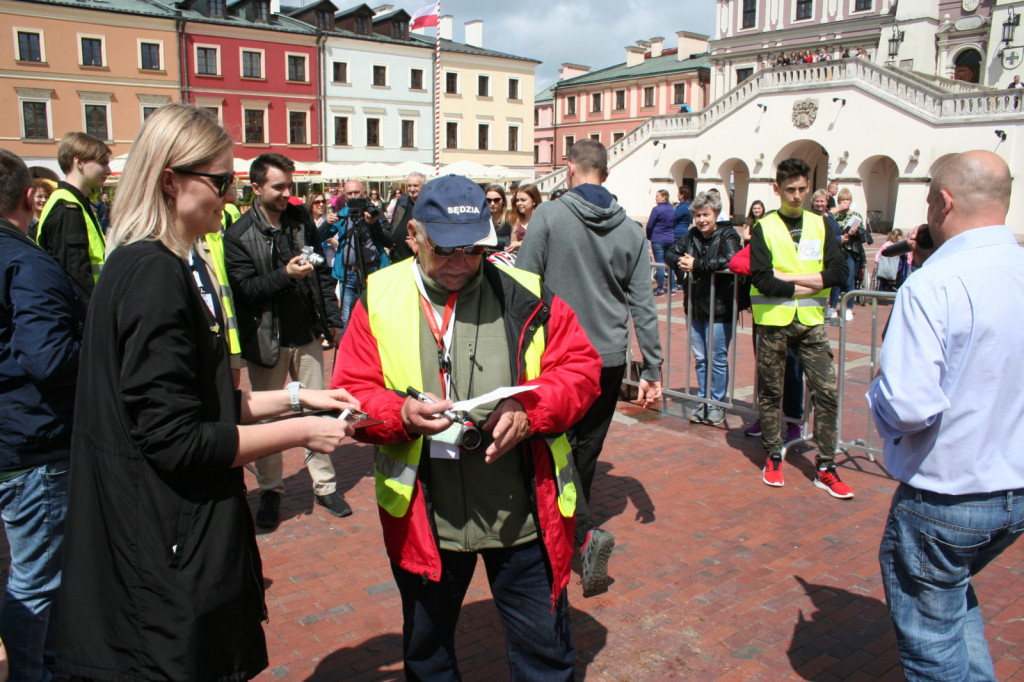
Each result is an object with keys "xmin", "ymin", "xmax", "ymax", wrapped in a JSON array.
[{"xmin": 406, "ymin": 386, "xmax": 460, "ymax": 422}]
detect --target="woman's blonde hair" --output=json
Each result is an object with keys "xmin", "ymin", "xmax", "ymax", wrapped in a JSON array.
[
  {"xmin": 107, "ymin": 104, "xmax": 232, "ymax": 257},
  {"xmin": 836, "ymin": 188, "xmax": 853, "ymax": 202}
]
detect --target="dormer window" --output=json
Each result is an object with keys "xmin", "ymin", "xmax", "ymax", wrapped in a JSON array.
[
  {"xmin": 254, "ymin": 0, "xmax": 269, "ymax": 22},
  {"xmin": 208, "ymin": 0, "xmax": 225, "ymax": 18},
  {"xmin": 394, "ymin": 21, "xmax": 407, "ymax": 39},
  {"xmin": 317, "ymin": 11, "xmax": 332, "ymax": 30},
  {"xmin": 355, "ymin": 16, "xmax": 369, "ymax": 34}
]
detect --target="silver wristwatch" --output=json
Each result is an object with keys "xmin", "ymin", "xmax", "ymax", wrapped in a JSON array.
[{"xmin": 287, "ymin": 381, "xmax": 305, "ymax": 412}]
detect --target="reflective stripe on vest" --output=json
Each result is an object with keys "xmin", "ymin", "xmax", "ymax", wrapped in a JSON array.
[
  {"xmin": 750, "ymin": 212, "xmax": 828, "ymax": 327},
  {"xmin": 222, "ymin": 203, "xmax": 241, "ymax": 228},
  {"xmin": 37, "ymin": 188, "xmax": 105, "ymax": 282},
  {"xmin": 367, "ymin": 259, "xmax": 576, "ymax": 518},
  {"xmin": 203, "ymin": 231, "xmax": 241, "ymax": 355}
]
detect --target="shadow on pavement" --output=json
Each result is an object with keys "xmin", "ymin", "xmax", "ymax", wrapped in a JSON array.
[
  {"xmin": 305, "ymin": 600, "xmax": 607, "ymax": 681},
  {"xmin": 787, "ymin": 575, "xmax": 901, "ymax": 680},
  {"xmin": 591, "ymin": 460, "xmax": 656, "ymax": 526}
]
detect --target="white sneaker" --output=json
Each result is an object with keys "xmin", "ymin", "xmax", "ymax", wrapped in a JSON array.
[{"xmin": 844, "ymin": 308, "xmax": 854, "ymax": 321}]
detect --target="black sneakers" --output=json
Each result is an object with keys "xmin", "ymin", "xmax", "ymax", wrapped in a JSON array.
[
  {"xmin": 255, "ymin": 491, "xmax": 281, "ymax": 529},
  {"xmin": 315, "ymin": 491, "xmax": 353, "ymax": 518}
]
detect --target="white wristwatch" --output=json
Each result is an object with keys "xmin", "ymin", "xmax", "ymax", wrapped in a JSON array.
[{"xmin": 287, "ymin": 381, "xmax": 305, "ymax": 412}]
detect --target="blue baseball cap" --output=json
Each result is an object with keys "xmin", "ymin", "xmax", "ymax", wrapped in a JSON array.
[{"xmin": 412, "ymin": 175, "xmax": 497, "ymax": 248}]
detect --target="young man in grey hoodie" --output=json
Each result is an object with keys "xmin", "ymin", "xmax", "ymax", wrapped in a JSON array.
[{"xmin": 517, "ymin": 138, "xmax": 663, "ymax": 596}]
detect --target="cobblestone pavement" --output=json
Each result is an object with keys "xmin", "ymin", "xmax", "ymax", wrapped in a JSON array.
[{"xmin": 243, "ymin": 288, "xmax": 1024, "ymax": 682}]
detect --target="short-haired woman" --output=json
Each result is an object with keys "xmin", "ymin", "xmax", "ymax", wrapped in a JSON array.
[{"xmin": 57, "ymin": 104, "xmax": 360, "ymax": 681}]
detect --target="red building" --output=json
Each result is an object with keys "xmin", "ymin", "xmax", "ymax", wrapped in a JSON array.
[{"xmin": 178, "ymin": 0, "xmax": 320, "ymax": 162}]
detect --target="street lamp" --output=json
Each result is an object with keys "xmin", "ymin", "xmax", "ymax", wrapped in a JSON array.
[
  {"xmin": 1003, "ymin": 7, "xmax": 1020, "ymax": 46},
  {"xmin": 888, "ymin": 25, "xmax": 905, "ymax": 60}
]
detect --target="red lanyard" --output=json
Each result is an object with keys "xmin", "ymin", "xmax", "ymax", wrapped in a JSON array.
[{"xmin": 418, "ymin": 291, "xmax": 458, "ymax": 398}]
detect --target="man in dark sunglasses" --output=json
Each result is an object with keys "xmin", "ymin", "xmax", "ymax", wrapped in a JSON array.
[{"xmin": 331, "ymin": 174, "xmax": 601, "ymax": 682}]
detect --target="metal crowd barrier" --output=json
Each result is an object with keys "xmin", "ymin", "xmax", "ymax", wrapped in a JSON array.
[{"xmin": 624, "ymin": 267, "xmax": 897, "ymax": 473}]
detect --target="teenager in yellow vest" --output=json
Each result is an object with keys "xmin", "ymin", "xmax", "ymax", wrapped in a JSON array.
[
  {"xmin": 748, "ymin": 158, "xmax": 854, "ymax": 498},
  {"xmin": 36, "ymin": 132, "xmax": 111, "ymax": 307}
]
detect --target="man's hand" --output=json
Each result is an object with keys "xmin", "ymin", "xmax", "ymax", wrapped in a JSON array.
[
  {"xmin": 401, "ymin": 394, "xmax": 454, "ymax": 436},
  {"xmin": 636, "ymin": 379, "xmax": 662, "ymax": 409},
  {"xmin": 285, "ymin": 255, "xmax": 314, "ymax": 279},
  {"xmin": 908, "ymin": 223, "xmax": 936, "ymax": 266},
  {"xmin": 364, "ymin": 210, "xmax": 378, "ymax": 224},
  {"xmin": 482, "ymin": 398, "xmax": 530, "ymax": 463},
  {"xmin": 326, "ymin": 211, "xmax": 340, "ymax": 225}
]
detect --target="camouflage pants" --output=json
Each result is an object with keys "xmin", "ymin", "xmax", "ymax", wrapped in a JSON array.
[{"xmin": 756, "ymin": 320, "xmax": 838, "ymax": 466}]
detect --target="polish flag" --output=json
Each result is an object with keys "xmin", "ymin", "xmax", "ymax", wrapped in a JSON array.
[{"xmin": 410, "ymin": 3, "xmax": 439, "ymax": 30}]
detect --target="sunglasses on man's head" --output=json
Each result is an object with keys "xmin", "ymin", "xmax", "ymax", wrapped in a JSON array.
[
  {"xmin": 429, "ymin": 244, "xmax": 488, "ymax": 257},
  {"xmin": 172, "ymin": 168, "xmax": 235, "ymax": 197}
]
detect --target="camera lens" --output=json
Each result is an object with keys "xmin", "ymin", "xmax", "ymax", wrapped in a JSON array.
[{"xmin": 459, "ymin": 424, "xmax": 483, "ymax": 453}]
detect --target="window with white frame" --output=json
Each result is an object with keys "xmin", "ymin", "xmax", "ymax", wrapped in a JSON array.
[
  {"xmin": 17, "ymin": 88, "xmax": 52, "ymax": 139},
  {"xmin": 80, "ymin": 36, "xmax": 104, "ymax": 67},
  {"xmin": 195, "ymin": 45, "xmax": 219, "ymax": 75},
  {"xmin": 478, "ymin": 123, "xmax": 489, "ymax": 150},
  {"xmin": 16, "ymin": 30, "xmax": 44, "ymax": 62},
  {"xmin": 241, "ymin": 49, "xmax": 263, "ymax": 78},
  {"xmin": 194, "ymin": 96, "xmax": 223, "ymax": 123},
  {"xmin": 445, "ymin": 72, "xmax": 458, "ymax": 94},
  {"xmin": 401, "ymin": 120, "xmax": 415, "ymax": 148},
  {"xmin": 286, "ymin": 54, "xmax": 307, "ymax": 82},
  {"xmin": 372, "ymin": 64, "xmax": 387, "ymax": 87},
  {"xmin": 563, "ymin": 135, "xmax": 574, "ymax": 158},
  {"xmin": 478, "ymin": 75, "xmax": 489, "ymax": 97},
  {"xmin": 288, "ymin": 111, "xmax": 307, "ymax": 145},
  {"xmin": 334, "ymin": 116, "xmax": 349, "ymax": 145},
  {"xmin": 332, "ymin": 61, "xmax": 348, "ymax": 83},
  {"xmin": 614, "ymin": 89, "xmax": 626, "ymax": 110},
  {"xmin": 643, "ymin": 86, "xmax": 655, "ymax": 107},
  {"xmin": 673, "ymin": 83, "xmax": 686, "ymax": 104},
  {"xmin": 508, "ymin": 125, "xmax": 519, "ymax": 152},
  {"xmin": 138, "ymin": 94, "xmax": 170, "ymax": 124},
  {"xmin": 742, "ymin": 0, "xmax": 757, "ymax": 28},
  {"xmin": 795, "ymin": 0, "xmax": 813, "ymax": 20},
  {"xmin": 366, "ymin": 118, "xmax": 381, "ymax": 147},
  {"xmin": 591, "ymin": 92, "xmax": 602, "ymax": 112},
  {"xmin": 410, "ymin": 68, "xmax": 424, "ymax": 90},
  {"xmin": 83, "ymin": 102, "xmax": 110, "ymax": 140},
  {"xmin": 613, "ymin": 131, "xmax": 625, "ymax": 142},
  {"xmin": 853, "ymin": 0, "xmax": 872, "ymax": 10},
  {"xmin": 508, "ymin": 78, "xmax": 520, "ymax": 100},
  {"xmin": 243, "ymin": 108, "xmax": 266, "ymax": 143},
  {"xmin": 566, "ymin": 95, "xmax": 576, "ymax": 116},
  {"xmin": 590, "ymin": 132, "xmax": 600, "ymax": 142},
  {"xmin": 208, "ymin": 0, "xmax": 225, "ymax": 17},
  {"xmin": 445, "ymin": 121, "xmax": 458, "ymax": 148},
  {"xmin": 140, "ymin": 41, "xmax": 162, "ymax": 70}
]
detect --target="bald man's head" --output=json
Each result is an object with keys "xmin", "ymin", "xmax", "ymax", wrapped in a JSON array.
[
  {"xmin": 343, "ymin": 179, "xmax": 365, "ymax": 198},
  {"xmin": 927, "ymin": 151, "xmax": 1011, "ymax": 244}
]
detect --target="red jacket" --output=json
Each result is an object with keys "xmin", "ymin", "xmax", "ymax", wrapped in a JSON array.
[{"xmin": 331, "ymin": 262, "xmax": 601, "ymax": 604}]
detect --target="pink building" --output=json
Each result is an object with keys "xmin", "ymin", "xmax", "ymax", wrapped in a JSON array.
[{"xmin": 542, "ymin": 33, "xmax": 710, "ymax": 174}]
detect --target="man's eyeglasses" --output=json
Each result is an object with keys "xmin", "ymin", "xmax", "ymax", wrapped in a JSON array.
[
  {"xmin": 172, "ymin": 168, "xmax": 235, "ymax": 197},
  {"xmin": 429, "ymin": 244, "xmax": 488, "ymax": 257}
]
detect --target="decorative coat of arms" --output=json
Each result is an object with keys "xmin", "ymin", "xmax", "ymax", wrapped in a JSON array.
[
  {"xmin": 1002, "ymin": 46, "xmax": 1022, "ymax": 70},
  {"xmin": 792, "ymin": 98, "xmax": 819, "ymax": 129}
]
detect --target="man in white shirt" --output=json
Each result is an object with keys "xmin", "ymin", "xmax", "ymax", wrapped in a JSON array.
[{"xmin": 867, "ymin": 150, "xmax": 1024, "ymax": 681}]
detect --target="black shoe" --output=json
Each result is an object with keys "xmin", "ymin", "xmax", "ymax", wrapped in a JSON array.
[
  {"xmin": 315, "ymin": 491, "xmax": 353, "ymax": 518},
  {"xmin": 255, "ymin": 491, "xmax": 281, "ymax": 529}
]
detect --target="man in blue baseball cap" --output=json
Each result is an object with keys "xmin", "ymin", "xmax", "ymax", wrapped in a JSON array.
[{"xmin": 332, "ymin": 174, "xmax": 601, "ymax": 680}]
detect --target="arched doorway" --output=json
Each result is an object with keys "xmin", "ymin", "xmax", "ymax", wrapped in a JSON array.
[
  {"xmin": 772, "ymin": 140, "xmax": 829, "ymax": 191},
  {"xmin": 718, "ymin": 158, "xmax": 750, "ymax": 222},
  {"xmin": 669, "ymin": 159, "xmax": 697, "ymax": 197},
  {"xmin": 859, "ymin": 155, "xmax": 899, "ymax": 234},
  {"xmin": 954, "ymin": 48, "xmax": 982, "ymax": 83}
]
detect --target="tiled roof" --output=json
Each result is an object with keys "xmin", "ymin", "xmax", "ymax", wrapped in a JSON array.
[
  {"xmin": 535, "ymin": 85, "xmax": 554, "ymax": 102},
  {"xmin": 554, "ymin": 52, "xmax": 710, "ymax": 89},
  {"xmin": 409, "ymin": 34, "xmax": 540, "ymax": 64}
]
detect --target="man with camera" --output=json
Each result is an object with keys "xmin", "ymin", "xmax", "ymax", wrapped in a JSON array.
[
  {"xmin": 869, "ymin": 151, "xmax": 1024, "ymax": 681},
  {"xmin": 224, "ymin": 153, "xmax": 348, "ymax": 528},
  {"xmin": 323, "ymin": 179, "xmax": 393, "ymax": 331},
  {"xmin": 331, "ymin": 175, "xmax": 601, "ymax": 681}
]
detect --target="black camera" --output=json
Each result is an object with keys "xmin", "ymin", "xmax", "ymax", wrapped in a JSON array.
[{"xmin": 347, "ymin": 197, "xmax": 379, "ymax": 220}]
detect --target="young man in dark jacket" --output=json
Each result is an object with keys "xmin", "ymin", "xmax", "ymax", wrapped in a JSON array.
[
  {"xmin": 224, "ymin": 153, "xmax": 347, "ymax": 528},
  {"xmin": 0, "ymin": 149, "xmax": 85, "ymax": 681}
]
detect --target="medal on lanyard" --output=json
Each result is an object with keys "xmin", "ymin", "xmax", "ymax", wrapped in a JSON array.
[{"xmin": 413, "ymin": 266, "xmax": 458, "ymax": 398}]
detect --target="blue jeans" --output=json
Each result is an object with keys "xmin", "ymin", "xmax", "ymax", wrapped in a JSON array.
[
  {"xmin": 689, "ymin": 318, "xmax": 733, "ymax": 401},
  {"xmin": 879, "ymin": 484, "xmax": 1024, "ymax": 681},
  {"xmin": 391, "ymin": 541, "xmax": 574, "ymax": 681},
  {"xmin": 650, "ymin": 242, "xmax": 675, "ymax": 291},
  {"xmin": 338, "ymin": 267, "xmax": 376, "ymax": 332},
  {"xmin": 0, "ymin": 460, "xmax": 70, "ymax": 682}
]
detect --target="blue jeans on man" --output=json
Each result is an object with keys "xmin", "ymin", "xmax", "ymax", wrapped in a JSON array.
[
  {"xmin": 690, "ymin": 318, "xmax": 733, "ymax": 401},
  {"xmin": 879, "ymin": 484, "xmax": 1024, "ymax": 681},
  {"xmin": 391, "ymin": 541, "xmax": 574, "ymax": 681},
  {"xmin": 338, "ymin": 266, "xmax": 377, "ymax": 333},
  {"xmin": 0, "ymin": 459, "xmax": 70, "ymax": 682},
  {"xmin": 650, "ymin": 242, "xmax": 675, "ymax": 291}
]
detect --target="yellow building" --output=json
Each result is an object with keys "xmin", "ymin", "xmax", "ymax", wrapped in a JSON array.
[
  {"xmin": 0, "ymin": 0, "xmax": 180, "ymax": 174},
  {"xmin": 416, "ymin": 17, "xmax": 538, "ymax": 176}
]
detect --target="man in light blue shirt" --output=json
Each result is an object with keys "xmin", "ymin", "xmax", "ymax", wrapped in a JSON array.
[{"xmin": 867, "ymin": 150, "xmax": 1024, "ymax": 681}]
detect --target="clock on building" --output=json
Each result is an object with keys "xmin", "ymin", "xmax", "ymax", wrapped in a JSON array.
[{"xmin": 962, "ymin": 0, "xmax": 980, "ymax": 13}]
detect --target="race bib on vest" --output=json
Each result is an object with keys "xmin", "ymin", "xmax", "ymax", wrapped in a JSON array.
[{"xmin": 798, "ymin": 239, "xmax": 822, "ymax": 261}]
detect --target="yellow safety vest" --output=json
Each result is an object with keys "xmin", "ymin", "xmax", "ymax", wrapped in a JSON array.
[
  {"xmin": 222, "ymin": 203, "xmax": 241, "ymax": 228},
  {"xmin": 201, "ymin": 232, "xmax": 241, "ymax": 355},
  {"xmin": 36, "ymin": 188, "xmax": 106, "ymax": 282},
  {"xmin": 750, "ymin": 211, "xmax": 830, "ymax": 327},
  {"xmin": 366, "ymin": 259, "xmax": 576, "ymax": 519}
]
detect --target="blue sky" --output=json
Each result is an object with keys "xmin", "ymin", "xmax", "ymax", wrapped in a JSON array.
[{"xmin": 405, "ymin": 0, "xmax": 716, "ymax": 90}]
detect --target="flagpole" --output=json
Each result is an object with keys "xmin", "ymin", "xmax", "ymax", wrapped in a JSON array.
[{"xmin": 433, "ymin": 0, "xmax": 441, "ymax": 175}]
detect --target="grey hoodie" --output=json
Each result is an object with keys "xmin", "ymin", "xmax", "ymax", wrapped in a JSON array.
[{"xmin": 517, "ymin": 188, "xmax": 663, "ymax": 381}]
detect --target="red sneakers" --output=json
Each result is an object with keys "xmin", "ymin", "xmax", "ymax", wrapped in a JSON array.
[
  {"xmin": 815, "ymin": 467, "xmax": 855, "ymax": 499},
  {"xmin": 762, "ymin": 457, "xmax": 784, "ymax": 487}
]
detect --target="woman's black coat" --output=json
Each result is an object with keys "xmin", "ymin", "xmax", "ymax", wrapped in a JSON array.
[{"xmin": 665, "ymin": 223, "xmax": 743, "ymax": 321}]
